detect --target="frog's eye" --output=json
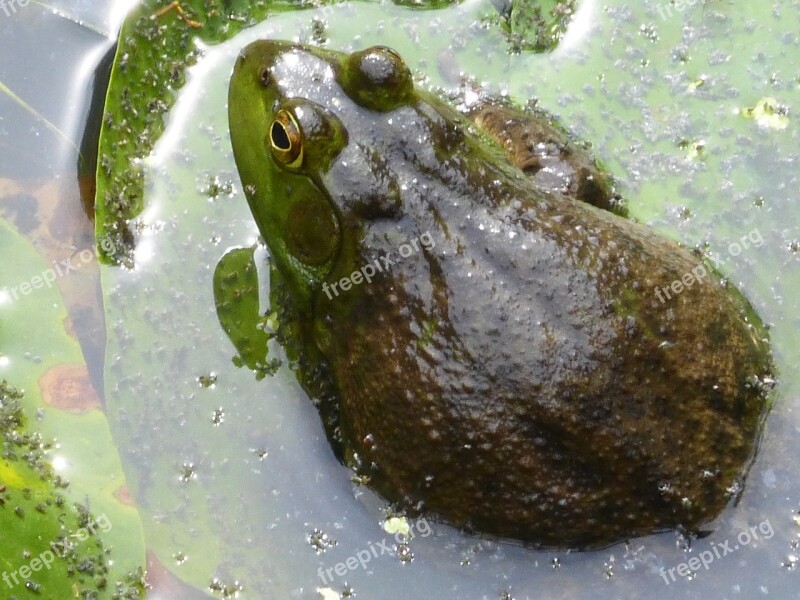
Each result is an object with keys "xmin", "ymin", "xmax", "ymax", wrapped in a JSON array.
[
  {"xmin": 269, "ymin": 100, "xmax": 348, "ymax": 175},
  {"xmin": 342, "ymin": 46, "xmax": 414, "ymax": 111},
  {"xmin": 269, "ymin": 109, "xmax": 304, "ymax": 169}
]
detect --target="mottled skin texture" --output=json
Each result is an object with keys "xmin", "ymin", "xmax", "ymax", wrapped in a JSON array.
[
  {"xmin": 228, "ymin": 41, "xmax": 772, "ymax": 548},
  {"xmin": 468, "ymin": 102, "xmax": 622, "ymax": 213}
]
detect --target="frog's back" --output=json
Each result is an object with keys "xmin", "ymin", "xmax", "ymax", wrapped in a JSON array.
[
  {"xmin": 322, "ymin": 138, "xmax": 770, "ymax": 548},
  {"xmin": 229, "ymin": 40, "xmax": 771, "ymax": 548}
]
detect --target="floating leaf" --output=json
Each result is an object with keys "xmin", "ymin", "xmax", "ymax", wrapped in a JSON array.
[
  {"xmin": 0, "ymin": 218, "xmax": 146, "ymax": 598},
  {"xmin": 493, "ymin": 0, "xmax": 577, "ymax": 52}
]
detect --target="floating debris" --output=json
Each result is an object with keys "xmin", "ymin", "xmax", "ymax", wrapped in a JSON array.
[
  {"xmin": 740, "ymin": 97, "xmax": 790, "ymax": 130},
  {"xmin": 317, "ymin": 588, "xmax": 340, "ymax": 600},
  {"xmin": 308, "ymin": 529, "xmax": 338, "ymax": 554},
  {"xmin": 383, "ymin": 516, "xmax": 411, "ymax": 539}
]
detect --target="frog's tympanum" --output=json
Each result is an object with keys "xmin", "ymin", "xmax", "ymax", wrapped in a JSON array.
[{"xmin": 228, "ymin": 41, "xmax": 772, "ymax": 548}]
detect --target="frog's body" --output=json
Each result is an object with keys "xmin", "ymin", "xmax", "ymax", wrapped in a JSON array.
[{"xmin": 228, "ymin": 41, "xmax": 772, "ymax": 548}]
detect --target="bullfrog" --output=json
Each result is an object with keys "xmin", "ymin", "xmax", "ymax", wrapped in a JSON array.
[{"xmin": 227, "ymin": 41, "xmax": 773, "ymax": 548}]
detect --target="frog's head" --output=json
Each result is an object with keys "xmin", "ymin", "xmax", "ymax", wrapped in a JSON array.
[{"xmin": 228, "ymin": 40, "xmax": 436, "ymax": 306}]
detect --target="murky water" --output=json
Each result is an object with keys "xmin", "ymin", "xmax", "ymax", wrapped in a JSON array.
[{"xmin": 3, "ymin": 0, "xmax": 800, "ymax": 599}]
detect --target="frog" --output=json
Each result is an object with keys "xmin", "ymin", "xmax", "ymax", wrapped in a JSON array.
[{"xmin": 227, "ymin": 41, "xmax": 773, "ymax": 549}]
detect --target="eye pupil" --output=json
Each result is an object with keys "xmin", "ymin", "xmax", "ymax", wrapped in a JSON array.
[
  {"xmin": 271, "ymin": 122, "xmax": 291, "ymax": 150},
  {"xmin": 268, "ymin": 109, "xmax": 304, "ymax": 169}
]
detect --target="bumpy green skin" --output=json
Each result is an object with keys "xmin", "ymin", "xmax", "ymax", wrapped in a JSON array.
[{"xmin": 228, "ymin": 41, "xmax": 772, "ymax": 548}]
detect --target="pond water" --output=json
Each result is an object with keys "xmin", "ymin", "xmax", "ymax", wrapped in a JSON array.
[{"xmin": 2, "ymin": 0, "xmax": 799, "ymax": 599}]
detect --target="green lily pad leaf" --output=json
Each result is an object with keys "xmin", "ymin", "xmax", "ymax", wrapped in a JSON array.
[
  {"xmin": 93, "ymin": 0, "xmax": 289, "ymax": 267},
  {"xmin": 0, "ymin": 381, "xmax": 144, "ymax": 599},
  {"xmin": 504, "ymin": 0, "xmax": 577, "ymax": 52},
  {"xmin": 0, "ymin": 218, "xmax": 146, "ymax": 598}
]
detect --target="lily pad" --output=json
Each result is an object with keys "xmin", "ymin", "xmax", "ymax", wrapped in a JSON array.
[
  {"xmin": 94, "ymin": 0, "xmax": 800, "ymax": 598},
  {"xmin": 0, "ymin": 217, "xmax": 145, "ymax": 598},
  {"xmin": 495, "ymin": 0, "xmax": 578, "ymax": 52}
]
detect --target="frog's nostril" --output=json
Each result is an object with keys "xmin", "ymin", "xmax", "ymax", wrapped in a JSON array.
[
  {"xmin": 271, "ymin": 122, "xmax": 291, "ymax": 150},
  {"xmin": 259, "ymin": 67, "xmax": 272, "ymax": 87}
]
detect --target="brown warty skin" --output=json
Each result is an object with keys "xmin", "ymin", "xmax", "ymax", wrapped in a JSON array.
[{"xmin": 228, "ymin": 40, "xmax": 773, "ymax": 549}]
